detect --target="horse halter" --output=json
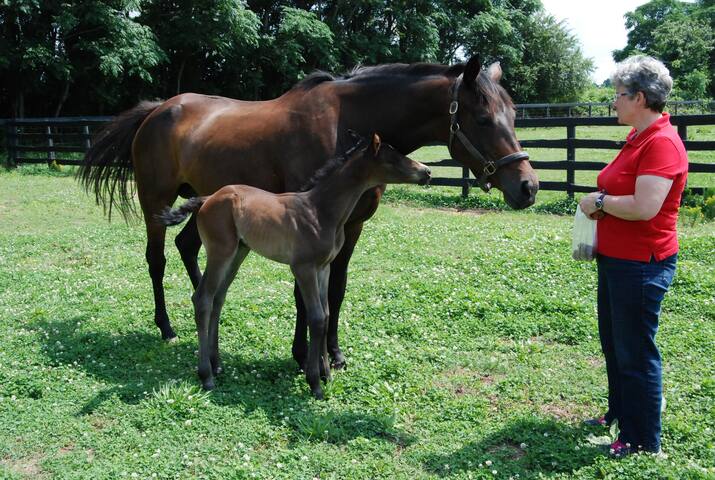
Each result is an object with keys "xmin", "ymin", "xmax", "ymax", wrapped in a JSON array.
[{"xmin": 447, "ymin": 76, "xmax": 530, "ymax": 192}]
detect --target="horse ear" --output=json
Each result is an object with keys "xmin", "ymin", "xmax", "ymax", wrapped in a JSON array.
[
  {"xmin": 464, "ymin": 55, "xmax": 482, "ymax": 89},
  {"xmin": 487, "ymin": 62, "xmax": 502, "ymax": 82},
  {"xmin": 372, "ymin": 133, "xmax": 381, "ymax": 156}
]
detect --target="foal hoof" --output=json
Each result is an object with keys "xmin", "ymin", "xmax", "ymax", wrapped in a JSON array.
[
  {"xmin": 311, "ymin": 388, "xmax": 324, "ymax": 400},
  {"xmin": 201, "ymin": 379, "xmax": 215, "ymax": 391}
]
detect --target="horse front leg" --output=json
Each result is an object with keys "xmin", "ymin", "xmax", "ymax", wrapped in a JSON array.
[
  {"xmin": 175, "ymin": 213, "xmax": 203, "ymax": 289},
  {"xmin": 326, "ymin": 221, "xmax": 365, "ymax": 369}
]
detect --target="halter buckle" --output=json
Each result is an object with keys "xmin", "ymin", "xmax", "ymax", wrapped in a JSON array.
[
  {"xmin": 450, "ymin": 122, "xmax": 460, "ymax": 134},
  {"xmin": 449, "ymin": 101, "xmax": 459, "ymax": 115},
  {"xmin": 484, "ymin": 161, "xmax": 497, "ymax": 176}
]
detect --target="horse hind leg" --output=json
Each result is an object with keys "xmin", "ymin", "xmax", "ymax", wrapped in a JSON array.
[
  {"xmin": 145, "ymin": 219, "xmax": 178, "ymax": 340},
  {"xmin": 175, "ymin": 213, "xmax": 203, "ymax": 289}
]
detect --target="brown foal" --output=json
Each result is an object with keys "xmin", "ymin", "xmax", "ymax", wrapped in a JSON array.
[{"xmin": 160, "ymin": 134, "xmax": 431, "ymax": 398}]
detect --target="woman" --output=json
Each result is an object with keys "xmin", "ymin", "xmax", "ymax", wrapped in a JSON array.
[{"xmin": 579, "ymin": 55, "xmax": 688, "ymax": 457}]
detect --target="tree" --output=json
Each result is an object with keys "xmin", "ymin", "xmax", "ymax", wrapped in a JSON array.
[
  {"xmin": 613, "ymin": 0, "xmax": 714, "ymax": 99},
  {"xmin": 0, "ymin": 0, "xmax": 164, "ymax": 117},
  {"xmin": 138, "ymin": 0, "xmax": 260, "ymax": 99}
]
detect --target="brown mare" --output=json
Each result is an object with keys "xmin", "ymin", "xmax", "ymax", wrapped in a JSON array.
[
  {"xmin": 78, "ymin": 56, "xmax": 538, "ymax": 371},
  {"xmin": 159, "ymin": 134, "xmax": 431, "ymax": 398}
]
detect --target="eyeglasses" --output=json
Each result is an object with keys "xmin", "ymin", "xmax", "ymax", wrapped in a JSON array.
[{"xmin": 613, "ymin": 92, "xmax": 630, "ymax": 102}]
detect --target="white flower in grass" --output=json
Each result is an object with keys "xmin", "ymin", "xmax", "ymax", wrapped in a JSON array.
[
  {"xmin": 520, "ymin": 443, "xmax": 527, "ymax": 449},
  {"xmin": 485, "ymin": 460, "xmax": 492, "ymax": 466}
]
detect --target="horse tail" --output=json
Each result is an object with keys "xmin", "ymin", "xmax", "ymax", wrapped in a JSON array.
[
  {"xmin": 77, "ymin": 100, "xmax": 164, "ymax": 221},
  {"xmin": 157, "ymin": 197, "xmax": 207, "ymax": 227}
]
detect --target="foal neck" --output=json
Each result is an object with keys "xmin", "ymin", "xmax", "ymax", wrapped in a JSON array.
[{"xmin": 305, "ymin": 154, "xmax": 375, "ymax": 227}]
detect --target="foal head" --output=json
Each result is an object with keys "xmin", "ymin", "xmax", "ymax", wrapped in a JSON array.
[{"xmin": 357, "ymin": 133, "xmax": 432, "ymax": 186}]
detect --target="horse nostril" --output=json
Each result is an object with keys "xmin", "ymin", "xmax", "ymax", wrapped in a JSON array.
[
  {"xmin": 425, "ymin": 167, "xmax": 432, "ymax": 177},
  {"xmin": 522, "ymin": 180, "xmax": 537, "ymax": 197}
]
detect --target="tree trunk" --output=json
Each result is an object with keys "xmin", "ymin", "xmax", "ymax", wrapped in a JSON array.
[{"xmin": 54, "ymin": 81, "xmax": 70, "ymax": 117}]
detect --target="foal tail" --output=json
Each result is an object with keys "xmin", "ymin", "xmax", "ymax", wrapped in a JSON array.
[
  {"xmin": 77, "ymin": 100, "xmax": 164, "ymax": 222},
  {"xmin": 157, "ymin": 197, "xmax": 207, "ymax": 226}
]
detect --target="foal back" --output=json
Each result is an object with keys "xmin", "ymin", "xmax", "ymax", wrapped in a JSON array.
[{"xmin": 197, "ymin": 185, "xmax": 332, "ymax": 267}]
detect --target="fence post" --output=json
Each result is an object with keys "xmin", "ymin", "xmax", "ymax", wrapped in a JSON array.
[
  {"xmin": 677, "ymin": 123, "xmax": 687, "ymax": 142},
  {"xmin": 5, "ymin": 121, "xmax": 18, "ymax": 168},
  {"xmin": 461, "ymin": 166, "xmax": 470, "ymax": 198},
  {"xmin": 566, "ymin": 123, "xmax": 576, "ymax": 199},
  {"xmin": 83, "ymin": 125, "xmax": 91, "ymax": 151},
  {"xmin": 46, "ymin": 125, "xmax": 55, "ymax": 167}
]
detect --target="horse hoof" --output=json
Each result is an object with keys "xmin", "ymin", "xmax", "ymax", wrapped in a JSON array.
[
  {"xmin": 202, "ymin": 379, "xmax": 215, "ymax": 391},
  {"xmin": 312, "ymin": 388, "xmax": 324, "ymax": 400},
  {"xmin": 331, "ymin": 358, "xmax": 346, "ymax": 370},
  {"xmin": 162, "ymin": 330, "xmax": 178, "ymax": 342}
]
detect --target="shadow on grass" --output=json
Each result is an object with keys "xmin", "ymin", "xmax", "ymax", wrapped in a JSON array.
[
  {"xmin": 34, "ymin": 316, "xmax": 415, "ymax": 448},
  {"xmin": 421, "ymin": 417, "xmax": 604, "ymax": 478}
]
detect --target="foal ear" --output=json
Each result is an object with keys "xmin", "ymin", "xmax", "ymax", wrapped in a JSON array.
[
  {"xmin": 372, "ymin": 133, "xmax": 381, "ymax": 156},
  {"xmin": 464, "ymin": 55, "xmax": 482, "ymax": 89}
]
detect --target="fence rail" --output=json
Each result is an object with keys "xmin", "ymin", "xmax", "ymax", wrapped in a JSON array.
[
  {"xmin": 515, "ymin": 100, "xmax": 715, "ymax": 118},
  {"xmin": 2, "ymin": 114, "xmax": 714, "ymax": 197}
]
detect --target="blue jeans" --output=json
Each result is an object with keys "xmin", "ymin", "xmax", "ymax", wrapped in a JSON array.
[{"xmin": 597, "ymin": 253, "xmax": 677, "ymax": 452}]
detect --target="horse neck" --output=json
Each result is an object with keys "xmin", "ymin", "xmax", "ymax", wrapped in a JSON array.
[
  {"xmin": 333, "ymin": 76, "xmax": 453, "ymax": 153},
  {"xmin": 305, "ymin": 159, "xmax": 374, "ymax": 229}
]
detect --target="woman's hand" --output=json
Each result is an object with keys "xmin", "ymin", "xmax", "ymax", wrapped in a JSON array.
[{"xmin": 579, "ymin": 192, "xmax": 604, "ymax": 219}]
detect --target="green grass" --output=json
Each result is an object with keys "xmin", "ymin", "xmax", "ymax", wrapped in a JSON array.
[{"xmin": 0, "ymin": 168, "xmax": 713, "ymax": 479}]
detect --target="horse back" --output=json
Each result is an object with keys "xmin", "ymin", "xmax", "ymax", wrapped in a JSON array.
[{"xmin": 132, "ymin": 92, "xmax": 340, "ymax": 199}]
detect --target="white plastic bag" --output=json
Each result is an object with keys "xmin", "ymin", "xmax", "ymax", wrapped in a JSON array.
[{"xmin": 572, "ymin": 205, "xmax": 598, "ymax": 261}]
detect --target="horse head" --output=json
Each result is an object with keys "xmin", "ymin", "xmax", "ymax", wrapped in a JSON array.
[{"xmin": 449, "ymin": 56, "xmax": 538, "ymax": 209}]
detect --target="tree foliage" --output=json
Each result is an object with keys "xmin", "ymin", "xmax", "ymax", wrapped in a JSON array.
[
  {"xmin": 0, "ymin": 0, "xmax": 597, "ymax": 116},
  {"xmin": 614, "ymin": 0, "xmax": 714, "ymax": 98}
]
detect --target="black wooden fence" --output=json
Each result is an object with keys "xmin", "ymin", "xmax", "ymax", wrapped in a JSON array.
[{"xmin": 2, "ymin": 114, "xmax": 715, "ymax": 197}]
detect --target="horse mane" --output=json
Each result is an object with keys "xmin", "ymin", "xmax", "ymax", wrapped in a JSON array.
[
  {"xmin": 292, "ymin": 71, "xmax": 336, "ymax": 90},
  {"xmin": 299, "ymin": 139, "xmax": 367, "ymax": 192},
  {"xmin": 342, "ymin": 63, "xmax": 459, "ymax": 80},
  {"xmin": 292, "ymin": 62, "xmax": 463, "ymax": 91}
]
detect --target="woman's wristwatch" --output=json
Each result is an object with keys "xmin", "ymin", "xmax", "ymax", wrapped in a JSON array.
[{"xmin": 595, "ymin": 192, "xmax": 606, "ymax": 211}]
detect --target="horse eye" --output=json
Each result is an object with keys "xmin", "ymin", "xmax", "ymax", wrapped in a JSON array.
[{"xmin": 475, "ymin": 116, "xmax": 493, "ymax": 127}]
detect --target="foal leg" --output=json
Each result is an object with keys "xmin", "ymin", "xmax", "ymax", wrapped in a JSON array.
[
  {"xmin": 326, "ymin": 221, "xmax": 365, "ymax": 369},
  {"xmin": 292, "ymin": 284, "xmax": 308, "ymax": 370},
  {"xmin": 192, "ymin": 243, "xmax": 238, "ymax": 390},
  {"xmin": 317, "ymin": 265, "xmax": 331, "ymax": 382},
  {"xmin": 175, "ymin": 213, "xmax": 203, "ymax": 289},
  {"xmin": 291, "ymin": 264, "xmax": 327, "ymax": 399},
  {"xmin": 208, "ymin": 244, "xmax": 250, "ymax": 376}
]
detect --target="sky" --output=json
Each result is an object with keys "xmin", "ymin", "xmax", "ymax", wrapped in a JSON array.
[{"xmin": 539, "ymin": 0, "xmax": 653, "ymax": 84}]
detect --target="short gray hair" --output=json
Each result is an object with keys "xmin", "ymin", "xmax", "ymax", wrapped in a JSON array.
[{"xmin": 611, "ymin": 55, "xmax": 673, "ymax": 112}]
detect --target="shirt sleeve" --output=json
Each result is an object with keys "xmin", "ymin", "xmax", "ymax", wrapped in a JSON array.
[{"xmin": 636, "ymin": 136, "xmax": 686, "ymax": 179}]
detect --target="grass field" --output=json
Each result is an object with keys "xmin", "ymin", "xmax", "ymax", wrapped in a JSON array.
[{"xmin": 0, "ymin": 155, "xmax": 714, "ymax": 478}]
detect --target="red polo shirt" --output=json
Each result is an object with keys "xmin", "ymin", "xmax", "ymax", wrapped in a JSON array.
[{"xmin": 596, "ymin": 113, "xmax": 688, "ymax": 261}]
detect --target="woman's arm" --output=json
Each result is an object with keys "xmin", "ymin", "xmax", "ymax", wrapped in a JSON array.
[{"xmin": 579, "ymin": 175, "xmax": 673, "ymax": 221}]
